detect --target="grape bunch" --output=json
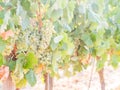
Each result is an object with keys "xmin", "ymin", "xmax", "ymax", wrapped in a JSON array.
[
  {"xmin": 16, "ymin": 20, "xmax": 55, "ymax": 60},
  {"xmin": 39, "ymin": 20, "xmax": 55, "ymax": 50},
  {"xmin": 38, "ymin": 49, "xmax": 52, "ymax": 64}
]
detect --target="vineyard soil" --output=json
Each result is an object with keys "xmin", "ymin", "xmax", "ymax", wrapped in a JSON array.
[{"xmin": 20, "ymin": 66, "xmax": 120, "ymax": 90}]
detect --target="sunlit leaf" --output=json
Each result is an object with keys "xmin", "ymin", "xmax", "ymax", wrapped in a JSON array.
[
  {"xmin": 24, "ymin": 52, "xmax": 38, "ymax": 69},
  {"xmin": 16, "ymin": 78, "xmax": 27, "ymax": 88},
  {"xmin": 0, "ymin": 54, "xmax": 3, "ymax": 66}
]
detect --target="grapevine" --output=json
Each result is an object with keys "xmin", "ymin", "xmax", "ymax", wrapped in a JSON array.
[{"xmin": 0, "ymin": 0, "xmax": 120, "ymax": 90}]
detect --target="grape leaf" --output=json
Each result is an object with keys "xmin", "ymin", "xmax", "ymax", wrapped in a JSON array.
[
  {"xmin": 0, "ymin": 38, "xmax": 6, "ymax": 52},
  {"xmin": 16, "ymin": 78, "xmax": 27, "ymax": 88},
  {"xmin": 54, "ymin": 35, "xmax": 63, "ymax": 43},
  {"xmin": 25, "ymin": 69, "xmax": 36, "ymax": 86},
  {"xmin": 8, "ymin": 60, "xmax": 16, "ymax": 71},
  {"xmin": 24, "ymin": 52, "xmax": 38, "ymax": 69},
  {"xmin": 51, "ymin": 9, "xmax": 63, "ymax": 21},
  {"xmin": 110, "ymin": 55, "xmax": 120, "ymax": 69},
  {"xmin": 21, "ymin": 0, "xmax": 30, "ymax": 11},
  {"xmin": 0, "ymin": 54, "xmax": 3, "ymax": 66},
  {"xmin": 81, "ymin": 34, "xmax": 93, "ymax": 47}
]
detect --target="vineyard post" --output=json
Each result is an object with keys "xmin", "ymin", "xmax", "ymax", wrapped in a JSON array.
[
  {"xmin": 2, "ymin": 74, "xmax": 15, "ymax": 90},
  {"xmin": 98, "ymin": 68, "xmax": 105, "ymax": 90},
  {"xmin": 44, "ymin": 73, "xmax": 53, "ymax": 90}
]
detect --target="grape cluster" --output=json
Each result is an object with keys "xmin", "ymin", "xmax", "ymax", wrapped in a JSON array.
[
  {"xmin": 39, "ymin": 20, "xmax": 55, "ymax": 50},
  {"xmin": 38, "ymin": 49, "xmax": 52, "ymax": 64},
  {"xmin": 16, "ymin": 20, "xmax": 54, "ymax": 63}
]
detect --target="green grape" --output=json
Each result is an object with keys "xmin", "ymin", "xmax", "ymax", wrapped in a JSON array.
[
  {"xmin": 38, "ymin": 49, "xmax": 52, "ymax": 64},
  {"xmin": 39, "ymin": 20, "xmax": 55, "ymax": 50},
  {"xmin": 13, "ymin": 19, "xmax": 55, "ymax": 66}
]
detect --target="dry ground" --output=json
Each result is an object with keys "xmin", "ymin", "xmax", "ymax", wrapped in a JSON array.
[{"xmin": 22, "ymin": 65, "xmax": 120, "ymax": 90}]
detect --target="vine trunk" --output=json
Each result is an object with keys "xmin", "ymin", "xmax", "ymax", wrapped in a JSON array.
[
  {"xmin": 98, "ymin": 68, "xmax": 105, "ymax": 90},
  {"xmin": 44, "ymin": 73, "xmax": 53, "ymax": 90}
]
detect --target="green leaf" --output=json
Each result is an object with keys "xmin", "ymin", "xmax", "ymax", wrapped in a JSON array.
[
  {"xmin": 88, "ymin": 9, "xmax": 101, "ymax": 23},
  {"xmin": 90, "ymin": 47, "xmax": 96, "ymax": 56},
  {"xmin": 14, "ymin": 58, "xmax": 24, "ymax": 79},
  {"xmin": 17, "ymin": 53, "xmax": 26, "ymax": 60},
  {"xmin": 54, "ymin": 35, "xmax": 63, "ymax": 43},
  {"xmin": 40, "ymin": 0, "xmax": 48, "ymax": 5},
  {"xmin": 16, "ymin": 78, "xmax": 27, "ymax": 88},
  {"xmin": 67, "ymin": 45, "xmax": 74, "ymax": 55},
  {"xmin": 90, "ymin": 33, "xmax": 96, "ymax": 42},
  {"xmin": 25, "ymin": 69, "xmax": 37, "ymax": 86},
  {"xmin": 16, "ymin": 1, "xmax": 26, "ymax": 17},
  {"xmin": 81, "ymin": 34, "xmax": 93, "ymax": 47},
  {"xmin": 61, "ymin": 42, "xmax": 68, "ymax": 50},
  {"xmin": 0, "ymin": 54, "xmax": 3, "ymax": 66},
  {"xmin": 110, "ymin": 55, "xmax": 120, "ymax": 69},
  {"xmin": 3, "ymin": 10, "xmax": 11, "ymax": 25},
  {"xmin": 24, "ymin": 52, "xmax": 38, "ymax": 69},
  {"xmin": 51, "ymin": 9, "xmax": 63, "ymax": 21},
  {"xmin": 8, "ymin": 60, "xmax": 16, "ymax": 71},
  {"xmin": 0, "ymin": 10, "xmax": 5, "ymax": 19},
  {"xmin": 53, "ymin": 51, "xmax": 62, "ymax": 61},
  {"xmin": 57, "ymin": 0, "xmax": 68, "ymax": 9},
  {"xmin": 104, "ymin": 29, "xmax": 111, "ymax": 39},
  {"xmin": 64, "ymin": 69, "xmax": 71, "ymax": 77},
  {"xmin": 63, "ymin": 8, "xmax": 73, "ymax": 23},
  {"xmin": 73, "ymin": 62, "xmax": 82, "ymax": 72},
  {"xmin": 62, "ymin": 22, "xmax": 72, "ymax": 32},
  {"xmin": 91, "ymin": 2, "xmax": 99, "ymax": 13},
  {"xmin": 21, "ymin": 16, "xmax": 30, "ymax": 30},
  {"xmin": 0, "ymin": 18, "xmax": 3, "ymax": 25},
  {"xmin": 50, "ymin": 39, "xmax": 58, "ymax": 51},
  {"xmin": 0, "ymin": 38, "xmax": 6, "ymax": 52},
  {"xmin": 63, "ymin": 1, "xmax": 75, "ymax": 23},
  {"xmin": 21, "ymin": 0, "xmax": 30, "ymax": 11},
  {"xmin": 96, "ymin": 54, "xmax": 107, "ymax": 71},
  {"xmin": 68, "ymin": 1, "xmax": 76, "ymax": 11},
  {"xmin": 78, "ymin": 4, "xmax": 86, "ymax": 14}
]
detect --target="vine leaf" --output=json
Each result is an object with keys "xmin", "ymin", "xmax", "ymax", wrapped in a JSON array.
[
  {"xmin": 54, "ymin": 35, "xmax": 63, "ymax": 43},
  {"xmin": 0, "ymin": 54, "xmax": 4, "ymax": 66},
  {"xmin": 25, "ymin": 69, "xmax": 36, "ymax": 86},
  {"xmin": 7, "ymin": 60, "xmax": 16, "ymax": 71},
  {"xmin": 24, "ymin": 52, "xmax": 38, "ymax": 69},
  {"xmin": 21, "ymin": 0, "xmax": 30, "ymax": 11},
  {"xmin": 16, "ymin": 78, "xmax": 27, "ymax": 88},
  {"xmin": 51, "ymin": 9, "xmax": 63, "ymax": 21},
  {"xmin": 110, "ymin": 55, "xmax": 120, "ymax": 69},
  {"xmin": 57, "ymin": 0, "xmax": 68, "ymax": 9},
  {"xmin": 50, "ymin": 40, "xmax": 58, "ymax": 51},
  {"xmin": 81, "ymin": 34, "xmax": 93, "ymax": 47},
  {"xmin": 0, "ymin": 38, "xmax": 6, "ymax": 52}
]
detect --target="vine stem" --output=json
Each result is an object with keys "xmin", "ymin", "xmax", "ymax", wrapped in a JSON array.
[
  {"xmin": 98, "ymin": 68, "xmax": 105, "ymax": 90},
  {"xmin": 88, "ymin": 58, "xmax": 95, "ymax": 90}
]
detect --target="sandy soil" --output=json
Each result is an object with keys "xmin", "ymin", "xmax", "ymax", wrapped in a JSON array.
[{"xmin": 21, "ymin": 65, "xmax": 120, "ymax": 90}]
